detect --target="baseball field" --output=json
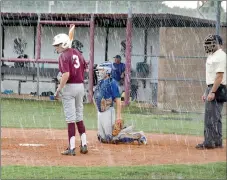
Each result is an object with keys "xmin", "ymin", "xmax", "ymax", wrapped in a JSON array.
[{"xmin": 1, "ymin": 98, "xmax": 226, "ymax": 179}]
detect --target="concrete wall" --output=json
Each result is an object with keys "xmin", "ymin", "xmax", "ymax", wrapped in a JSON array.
[
  {"xmin": 158, "ymin": 27, "xmax": 227, "ymax": 112},
  {"xmin": 4, "ymin": 26, "xmax": 35, "ymax": 62},
  {"xmin": 1, "ymin": 75, "xmax": 55, "ymax": 95},
  {"xmin": 133, "ymin": 28, "xmax": 160, "ymax": 102}
]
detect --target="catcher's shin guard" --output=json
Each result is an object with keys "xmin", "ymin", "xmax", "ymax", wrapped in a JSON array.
[
  {"xmin": 118, "ymin": 137, "xmax": 134, "ymax": 143},
  {"xmin": 97, "ymin": 134, "xmax": 118, "ymax": 144}
]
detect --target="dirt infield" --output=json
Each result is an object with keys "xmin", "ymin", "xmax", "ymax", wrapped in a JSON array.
[{"xmin": 1, "ymin": 128, "xmax": 226, "ymax": 167}]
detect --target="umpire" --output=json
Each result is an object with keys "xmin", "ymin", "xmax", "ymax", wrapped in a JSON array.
[{"xmin": 196, "ymin": 34, "xmax": 226, "ymax": 149}]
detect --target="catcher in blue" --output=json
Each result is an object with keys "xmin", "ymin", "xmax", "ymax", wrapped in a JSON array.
[{"xmin": 93, "ymin": 62, "xmax": 147, "ymax": 144}]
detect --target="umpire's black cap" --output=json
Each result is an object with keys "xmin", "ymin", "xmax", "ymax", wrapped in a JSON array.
[{"xmin": 213, "ymin": 35, "xmax": 223, "ymax": 45}]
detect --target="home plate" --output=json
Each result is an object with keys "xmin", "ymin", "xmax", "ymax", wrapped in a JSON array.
[{"xmin": 19, "ymin": 143, "xmax": 45, "ymax": 147}]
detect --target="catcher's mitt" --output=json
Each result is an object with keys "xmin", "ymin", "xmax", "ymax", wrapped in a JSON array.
[{"xmin": 112, "ymin": 119, "xmax": 124, "ymax": 136}]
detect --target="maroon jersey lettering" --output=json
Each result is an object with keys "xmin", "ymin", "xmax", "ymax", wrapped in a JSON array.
[{"xmin": 59, "ymin": 48, "xmax": 87, "ymax": 83}]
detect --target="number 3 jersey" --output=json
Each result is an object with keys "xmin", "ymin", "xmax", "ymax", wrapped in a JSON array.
[
  {"xmin": 59, "ymin": 48, "xmax": 87, "ymax": 83},
  {"xmin": 93, "ymin": 78, "xmax": 121, "ymax": 112}
]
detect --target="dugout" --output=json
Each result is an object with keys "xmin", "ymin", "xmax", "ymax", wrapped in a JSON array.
[{"xmin": 1, "ymin": 12, "xmax": 226, "ymax": 111}]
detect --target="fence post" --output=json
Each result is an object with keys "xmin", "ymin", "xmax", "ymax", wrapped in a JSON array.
[
  {"xmin": 124, "ymin": 6, "xmax": 132, "ymax": 106},
  {"xmin": 88, "ymin": 14, "xmax": 95, "ymax": 103},
  {"xmin": 0, "ymin": 1, "xmax": 2, "ymax": 101},
  {"xmin": 216, "ymin": 1, "xmax": 221, "ymax": 35},
  {"xmin": 35, "ymin": 14, "xmax": 41, "ymax": 99}
]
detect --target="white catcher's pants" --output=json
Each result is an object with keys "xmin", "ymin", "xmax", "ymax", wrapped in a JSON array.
[
  {"xmin": 97, "ymin": 107, "xmax": 145, "ymax": 141},
  {"xmin": 97, "ymin": 107, "xmax": 116, "ymax": 139}
]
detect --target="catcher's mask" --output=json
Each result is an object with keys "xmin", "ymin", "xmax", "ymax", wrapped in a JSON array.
[
  {"xmin": 96, "ymin": 62, "xmax": 113, "ymax": 81},
  {"xmin": 203, "ymin": 34, "xmax": 223, "ymax": 54}
]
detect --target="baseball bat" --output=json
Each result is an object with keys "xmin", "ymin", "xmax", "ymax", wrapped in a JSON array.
[{"xmin": 68, "ymin": 24, "xmax": 75, "ymax": 48}]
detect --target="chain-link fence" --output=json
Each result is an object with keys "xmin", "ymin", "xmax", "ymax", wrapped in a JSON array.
[
  {"xmin": 127, "ymin": 11, "xmax": 226, "ymax": 111},
  {"xmin": 0, "ymin": 1, "xmax": 226, "ymax": 112}
]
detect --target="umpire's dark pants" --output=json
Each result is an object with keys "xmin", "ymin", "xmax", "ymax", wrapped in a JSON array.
[{"xmin": 204, "ymin": 87, "xmax": 224, "ymax": 146}]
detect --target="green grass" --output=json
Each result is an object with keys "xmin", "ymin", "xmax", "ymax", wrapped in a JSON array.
[
  {"xmin": 1, "ymin": 162, "xmax": 226, "ymax": 179},
  {"xmin": 1, "ymin": 98, "xmax": 226, "ymax": 137}
]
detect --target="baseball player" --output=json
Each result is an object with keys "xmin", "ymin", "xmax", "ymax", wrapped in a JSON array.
[
  {"xmin": 52, "ymin": 33, "xmax": 88, "ymax": 156},
  {"xmin": 93, "ymin": 62, "xmax": 147, "ymax": 144}
]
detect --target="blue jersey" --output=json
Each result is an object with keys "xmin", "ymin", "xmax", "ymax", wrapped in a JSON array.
[
  {"xmin": 94, "ymin": 78, "xmax": 121, "ymax": 112},
  {"xmin": 111, "ymin": 63, "xmax": 125, "ymax": 82}
]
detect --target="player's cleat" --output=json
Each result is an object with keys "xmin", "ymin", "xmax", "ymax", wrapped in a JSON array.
[
  {"xmin": 61, "ymin": 148, "xmax": 76, "ymax": 156},
  {"xmin": 80, "ymin": 145, "xmax": 88, "ymax": 154},
  {"xmin": 195, "ymin": 142, "xmax": 215, "ymax": 149},
  {"xmin": 215, "ymin": 143, "xmax": 223, "ymax": 148},
  {"xmin": 138, "ymin": 136, "xmax": 147, "ymax": 145},
  {"xmin": 215, "ymin": 141, "xmax": 223, "ymax": 148}
]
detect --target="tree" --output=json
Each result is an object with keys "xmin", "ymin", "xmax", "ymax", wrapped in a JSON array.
[{"xmin": 199, "ymin": 1, "xmax": 226, "ymax": 22}]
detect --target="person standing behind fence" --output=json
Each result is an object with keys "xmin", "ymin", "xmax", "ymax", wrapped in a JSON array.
[
  {"xmin": 196, "ymin": 34, "xmax": 226, "ymax": 149},
  {"xmin": 52, "ymin": 33, "xmax": 88, "ymax": 156},
  {"xmin": 111, "ymin": 55, "xmax": 125, "ymax": 94}
]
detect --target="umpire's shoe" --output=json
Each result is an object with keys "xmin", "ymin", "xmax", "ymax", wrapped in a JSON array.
[
  {"xmin": 215, "ymin": 143, "xmax": 223, "ymax": 148},
  {"xmin": 61, "ymin": 148, "xmax": 76, "ymax": 156},
  {"xmin": 195, "ymin": 142, "xmax": 215, "ymax": 149},
  {"xmin": 80, "ymin": 145, "xmax": 88, "ymax": 154}
]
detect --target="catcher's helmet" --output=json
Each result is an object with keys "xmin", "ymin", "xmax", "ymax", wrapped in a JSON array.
[
  {"xmin": 52, "ymin": 33, "xmax": 71, "ymax": 49},
  {"xmin": 203, "ymin": 34, "xmax": 223, "ymax": 54},
  {"xmin": 96, "ymin": 62, "xmax": 114, "ymax": 80}
]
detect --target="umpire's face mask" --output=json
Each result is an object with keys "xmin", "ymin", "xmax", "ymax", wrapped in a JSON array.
[{"xmin": 204, "ymin": 42, "xmax": 217, "ymax": 54}]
